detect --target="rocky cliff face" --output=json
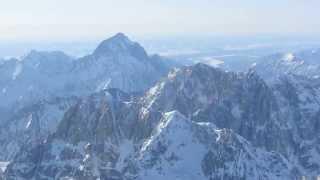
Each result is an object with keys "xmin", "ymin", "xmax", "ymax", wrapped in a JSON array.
[
  {"xmin": 138, "ymin": 64, "xmax": 284, "ymax": 151},
  {"xmin": 0, "ymin": 97, "xmax": 78, "ymax": 161},
  {"xmin": 5, "ymin": 89, "xmax": 140, "ymax": 180},
  {"xmin": 137, "ymin": 111, "xmax": 293, "ymax": 180},
  {"xmin": 270, "ymin": 75, "xmax": 320, "ymax": 176},
  {"xmin": 0, "ymin": 33, "xmax": 171, "ymax": 118},
  {"xmin": 4, "ymin": 63, "xmax": 319, "ymax": 179},
  {"xmin": 253, "ymin": 49, "xmax": 320, "ymax": 177},
  {"xmin": 0, "ymin": 33, "xmax": 173, "ymax": 164}
]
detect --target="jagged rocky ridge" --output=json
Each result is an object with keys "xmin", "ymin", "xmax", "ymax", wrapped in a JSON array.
[
  {"xmin": 0, "ymin": 96, "xmax": 78, "ymax": 161},
  {"xmin": 4, "ymin": 63, "xmax": 320, "ymax": 179},
  {"xmin": 0, "ymin": 33, "xmax": 172, "ymax": 118},
  {"xmin": 254, "ymin": 49, "xmax": 320, "ymax": 81},
  {"xmin": 0, "ymin": 33, "xmax": 174, "ymax": 163}
]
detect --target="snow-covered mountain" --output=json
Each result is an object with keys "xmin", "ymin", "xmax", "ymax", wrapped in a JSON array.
[
  {"xmin": 0, "ymin": 33, "xmax": 172, "ymax": 117},
  {"xmin": 255, "ymin": 49, "xmax": 320, "ymax": 81},
  {"xmin": 0, "ymin": 96, "xmax": 78, "ymax": 161},
  {"xmin": 0, "ymin": 33, "xmax": 174, "ymax": 168},
  {"xmin": 4, "ymin": 63, "xmax": 319, "ymax": 179}
]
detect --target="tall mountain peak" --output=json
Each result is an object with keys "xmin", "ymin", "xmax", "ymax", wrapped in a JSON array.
[
  {"xmin": 93, "ymin": 33, "xmax": 148, "ymax": 59},
  {"xmin": 111, "ymin": 32, "xmax": 130, "ymax": 41}
]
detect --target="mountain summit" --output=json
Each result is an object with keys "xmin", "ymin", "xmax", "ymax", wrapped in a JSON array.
[
  {"xmin": 0, "ymin": 34, "xmax": 173, "ymax": 157},
  {"xmin": 0, "ymin": 33, "xmax": 171, "ymax": 108},
  {"xmin": 93, "ymin": 33, "xmax": 148, "ymax": 60}
]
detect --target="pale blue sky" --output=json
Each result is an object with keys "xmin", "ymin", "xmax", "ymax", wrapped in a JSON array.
[{"xmin": 0, "ymin": 0, "xmax": 320, "ymax": 41}]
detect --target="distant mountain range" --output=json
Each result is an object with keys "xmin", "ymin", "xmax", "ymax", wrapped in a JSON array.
[
  {"xmin": 255, "ymin": 49, "xmax": 320, "ymax": 81},
  {"xmin": 1, "ymin": 34, "xmax": 320, "ymax": 180},
  {"xmin": 0, "ymin": 33, "xmax": 174, "ymax": 164},
  {"xmin": 0, "ymin": 33, "xmax": 173, "ymax": 108}
]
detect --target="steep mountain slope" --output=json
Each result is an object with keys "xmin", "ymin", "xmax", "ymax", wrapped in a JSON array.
[
  {"xmin": 5, "ymin": 89, "xmax": 140, "ymax": 180},
  {"xmin": 4, "ymin": 94, "xmax": 294, "ymax": 179},
  {"xmin": 72, "ymin": 33, "xmax": 171, "ymax": 94},
  {"xmin": 255, "ymin": 49, "xmax": 320, "ymax": 81},
  {"xmin": 137, "ymin": 111, "xmax": 293, "ymax": 180},
  {"xmin": 0, "ymin": 97, "xmax": 78, "ymax": 161},
  {"xmin": 139, "ymin": 64, "xmax": 320, "ymax": 176},
  {"xmin": 0, "ymin": 33, "xmax": 173, "ymax": 163},
  {"xmin": 0, "ymin": 33, "xmax": 172, "ymax": 116},
  {"xmin": 252, "ymin": 49, "xmax": 320, "ymax": 176},
  {"xmin": 0, "ymin": 51, "xmax": 74, "ymax": 110},
  {"xmin": 270, "ymin": 75, "xmax": 320, "ymax": 175},
  {"xmin": 138, "ymin": 64, "xmax": 284, "ymax": 151},
  {"xmin": 5, "ymin": 63, "xmax": 318, "ymax": 179}
]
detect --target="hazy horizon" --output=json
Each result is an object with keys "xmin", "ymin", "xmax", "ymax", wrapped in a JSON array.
[{"xmin": 1, "ymin": 0, "xmax": 320, "ymax": 41}]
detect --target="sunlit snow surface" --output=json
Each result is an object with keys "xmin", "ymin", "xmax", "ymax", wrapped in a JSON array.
[{"xmin": 0, "ymin": 161, "xmax": 9, "ymax": 172}]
